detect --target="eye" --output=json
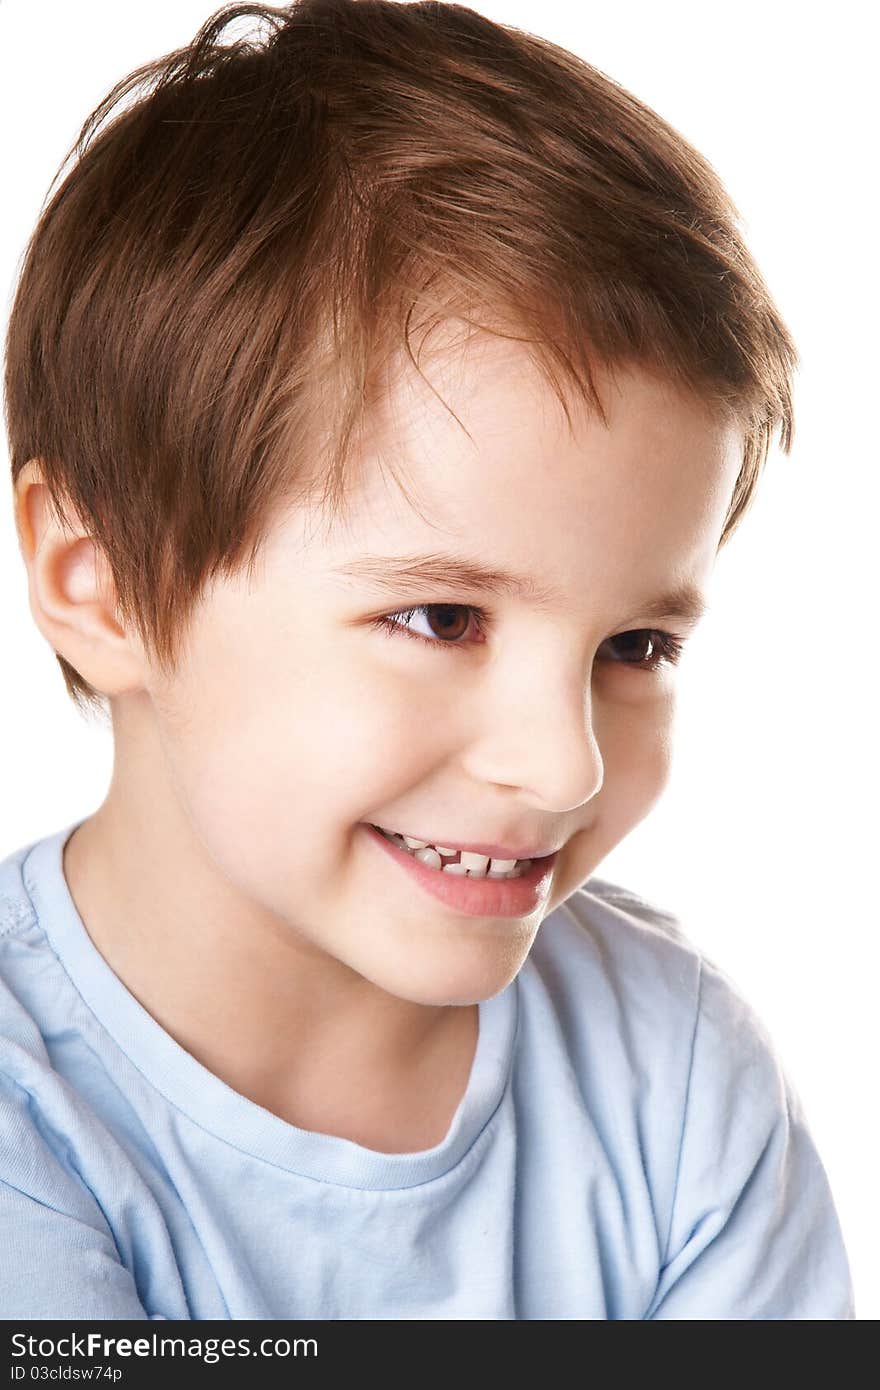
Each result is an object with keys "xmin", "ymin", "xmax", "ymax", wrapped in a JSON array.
[
  {"xmin": 372, "ymin": 603, "xmax": 686, "ymax": 672},
  {"xmin": 372, "ymin": 603, "xmax": 489, "ymax": 648},
  {"xmin": 601, "ymin": 628, "xmax": 686, "ymax": 672}
]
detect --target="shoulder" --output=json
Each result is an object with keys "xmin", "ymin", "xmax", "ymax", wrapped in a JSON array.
[
  {"xmin": 0, "ymin": 831, "xmax": 40, "ymax": 945},
  {"xmin": 0, "ymin": 830, "xmax": 57, "ymax": 1061},
  {"xmin": 0, "ymin": 820, "xmax": 92, "ymax": 1057},
  {"xmin": 0, "ymin": 850, "xmax": 157, "ymax": 1318},
  {"xmin": 0, "ymin": 826, "xmax": 75, "ymax": 1095},
  {"xmin": 0, "ymin": 827, "xmax": 120, "ymax": 1208},
  {"xmin": 526, "ymin": 875, "xmax": 788, "ymax": 1111},
  {"xmin": 526, "ymin": 876, "xmax": 703, "ymax": 1046}
]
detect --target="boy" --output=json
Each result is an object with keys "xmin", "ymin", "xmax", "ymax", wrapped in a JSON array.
[{"xmin": 0, "ymin": 0, "xmax": 854, "ymax": 1319}]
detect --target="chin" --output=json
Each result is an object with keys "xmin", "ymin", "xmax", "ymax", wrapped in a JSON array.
[{"xmin": 370, "ymin": 946, "xmax": 531, "ymax": 1009}]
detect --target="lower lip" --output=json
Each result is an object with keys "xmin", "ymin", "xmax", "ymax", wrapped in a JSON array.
[{"xmin": 362, "ymin": 823, "xmax": 558, "ymax": 918}]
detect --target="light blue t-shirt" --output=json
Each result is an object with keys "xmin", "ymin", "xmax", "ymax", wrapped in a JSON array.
[{"xmin": 0, "ymin": 819, "xmax": 854, "ymax": 1320}]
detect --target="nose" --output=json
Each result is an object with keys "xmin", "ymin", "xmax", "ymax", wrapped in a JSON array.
[{"xmin": 461, "ymin": 665, "xmax": 604, "ymax": 813}]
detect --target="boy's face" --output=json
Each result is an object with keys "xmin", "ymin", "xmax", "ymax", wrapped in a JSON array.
[{"xmin": 60, "ymin": 333, "xmax": 742, "ymax": 1009}]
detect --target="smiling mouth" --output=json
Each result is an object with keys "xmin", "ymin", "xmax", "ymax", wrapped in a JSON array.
[{"xmin": 369, "ymin": 825, "xmax": 533, "ymax": 879}]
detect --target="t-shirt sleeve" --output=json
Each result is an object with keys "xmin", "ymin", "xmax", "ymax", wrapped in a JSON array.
[
  {"xmin": 0, "ymin": 1068, "xmax": 150, "ymax": 1319},
  {"xmin": 643, "ymin": 956, "xmax": 855, "ymax": 1320}
]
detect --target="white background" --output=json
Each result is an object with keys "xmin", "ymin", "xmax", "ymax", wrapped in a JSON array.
[{"xmin": 1, "ymin": 0, "xmax": 877, "ymax": 1317}]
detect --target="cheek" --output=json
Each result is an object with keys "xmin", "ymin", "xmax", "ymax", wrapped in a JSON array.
[
  {"xmin": 548, "ymin": 695, "xmax": 675, "ymax": 910},
  {"xmin": 150, "ymin": 646, "xmax": 445, "ymax": 866},
  {"xmin": 600, "ymin": 692, "xmax": 675, "ymax": 822}
]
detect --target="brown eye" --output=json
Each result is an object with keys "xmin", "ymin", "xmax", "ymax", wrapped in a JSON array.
[
  {"xmin": 421, "ymin": 604, "xmax": 472, "ymax": 641},
  {"xmin": 599, "ymin": 629, "xmax": 685, "ymax": 672},
  {"xmin": 374, "ymin": 603, "xmax": 489, "ymax": 649},
  {"xmin": 374, "ymin": 606, "xmax": 685, "ymax": 670}
]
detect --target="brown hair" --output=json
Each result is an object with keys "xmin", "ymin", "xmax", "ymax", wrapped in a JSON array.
[{"xmin": 4, "ymin": 0, "xmax": 798, "ymax": 721}]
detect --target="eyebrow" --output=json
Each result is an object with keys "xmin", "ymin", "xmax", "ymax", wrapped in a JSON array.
[{"xmin": 330, "ymin": 552, "xmax": 709, "ymax": 627}]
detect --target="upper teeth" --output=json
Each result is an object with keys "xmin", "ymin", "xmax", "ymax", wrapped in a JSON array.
[{"xmin": 378, "ymin": 828, "xmax": 530, "ymax": 878}]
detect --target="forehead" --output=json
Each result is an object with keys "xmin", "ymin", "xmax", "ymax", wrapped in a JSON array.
[{"xmin": 269, "ymin": 328, "xmax": 743, "ymax": 620}]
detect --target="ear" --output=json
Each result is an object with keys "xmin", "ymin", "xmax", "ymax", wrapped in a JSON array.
[{"xmin": 13, "ymin": 459, "xmax": 148, "ymax": 698}]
